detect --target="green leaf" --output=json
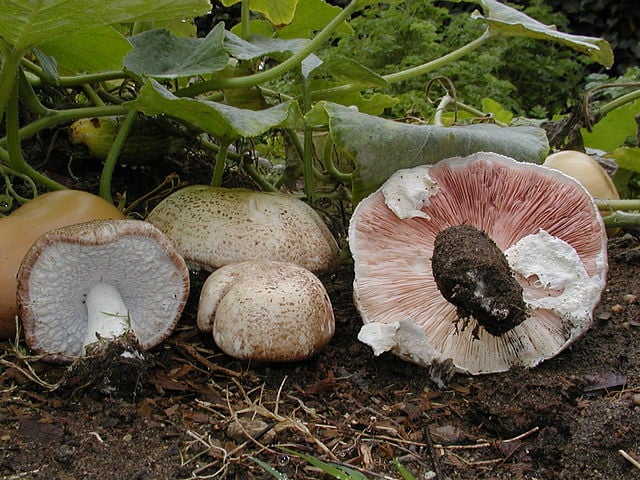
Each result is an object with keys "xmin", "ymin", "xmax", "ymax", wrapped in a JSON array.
[
  {"xmin": 314, "ymin": 102, "xmax": 548, "ymax": 202},
  {"xmin": 125, "ymin": 25, "xmax": 228, "ymax": 79},
  {"xmin": 250, "ymin": 457, "xmax": 290, "ymax": 480},
  {"xmin": 470, "ymin": 0, "xmax": 614, "ymax": 68},
  {"xmin": 278, "ymin": 0, "xmax": 353, "ymax": 39},
  {"xmin": 317, "ymin": 57, "xmax": 389, "ymax": 88},
  {"xmin": 38, "ymin": 26, "xmax": 132, "ymax": 75},
  {"xmin": 251, "ymin": 0, "xmax": 299, "ymax": 26},
  {"xmin": 0, "ymin": 0, "xmax": 212, "ymax": 54},
  {"xmin": 582, "ymin": 98, "xmax": 640, "ymax": 151},
  {"xmin": 224, "ymin": 31, "xmax": 310, "ymax": 60},
  {"xmin": 606, "ymin": 147, "xmax": 640, "ymax": 174},
  {"xmin": 125, "ymin": 79, "xmax": 302, "ymax": 141},
  {"xmin": 230, "ymin": 20, "xmax": 274, "ymax": 38},
  {"xmin": 481, "ymin": 97, "xmax": 513, "ymax": 124}
]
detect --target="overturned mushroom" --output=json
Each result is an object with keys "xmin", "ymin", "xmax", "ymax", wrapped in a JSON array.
[
  {"xmin": 17, "ymin": 219, "xmax": 190, "ymax": 361},
  {"xmin": 197, "ymin": 261, "xmax": 334, "ymax": 362},
  {"xmin": 0, "ymin": 190, "xmax": 125, "ymax": 338},
  {"xmin": 146, "ymin": 186, "xmax": 340, "ymax": 273},
  {"xmin": 349, "ymin": 152, "xmax": 608, "ymax": 375}
]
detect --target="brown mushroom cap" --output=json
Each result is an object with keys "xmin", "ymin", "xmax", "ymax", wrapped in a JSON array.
[
  {"xmin": 197, "ymin": 261, "xmax": 335, "ymax": 362},
  {"xmin": 349, "ymin": 152, "xmax": 608, "ymax": 375},
  {"xmin": 17, "ymin": 219, "xmax": 190, "ymax": 361},
  {"xmin": 146, "ymin": 186, "xmax": 341, "ymax": 273}
]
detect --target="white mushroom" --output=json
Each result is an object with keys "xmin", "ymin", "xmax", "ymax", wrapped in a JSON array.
[
  {"xmin": 17, "ymin": 219, "xmax": 190, "ymax": 361},
  {"xmin": 146, "ymin": 186, "xmax": 341, "ymax": 273},
  {"xmin": 197, "ymin": 261, "xmax": 335, "ymax": 362},
  {"xmin": 349, "ymin": 152, "xmax": 608, "ymax": 375}
]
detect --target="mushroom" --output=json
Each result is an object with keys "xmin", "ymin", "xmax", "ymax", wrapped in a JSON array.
[
  {"xmin": 197, "ymin": 261, "xmax": 334, "ymax": 362},
  {"xmin": 349, "ymin": 152, "xmax": 608, "ymax": 375},
  {"xmin": 0, "ymin": 190, "xmax": 125, "ymax": 338},
  {"xmin": 146, "ymin": 186, "xmax": 340, "ymax": 273},
  {"xmin": 17, "ymin": 219, "xmax": 190, "ymax": 361}
]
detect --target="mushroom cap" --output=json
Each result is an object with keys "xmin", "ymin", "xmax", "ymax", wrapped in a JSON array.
[
  {"xmin": 349, "ymin": 152, "xmax": 608, "ymax": 375},
  {"xmin": 146, "ymin": 186, "xmax": 340, "ymax": 273},
  {"xmin": 197, "ymin": 261, "xmax": 335, "ymax": 362},
  {"xmin": 17, "ymin": 219, "xmax": 190, "ymax": 361},
  {"xmin": 0, "ymin": 190, "xmax": 124, "ymax": 339}
]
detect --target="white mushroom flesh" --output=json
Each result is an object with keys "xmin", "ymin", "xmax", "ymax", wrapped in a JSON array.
[
  {"xmin": 349, "ymin": 152, "xmax": 608, "ymax": 374},
  {"xmin": 83, "ymin": 281, "xmax": 130, "ymax": 349}
]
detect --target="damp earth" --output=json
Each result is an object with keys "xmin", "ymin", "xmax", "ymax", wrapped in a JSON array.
[{"xmin": 1, "ymin": 144, "xmax": 640, "ymax": 479}]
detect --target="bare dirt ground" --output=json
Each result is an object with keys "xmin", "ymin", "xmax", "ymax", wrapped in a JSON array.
[{"xmin": 1, "ymin": 143, "xmax": 640, "ymax": 480}]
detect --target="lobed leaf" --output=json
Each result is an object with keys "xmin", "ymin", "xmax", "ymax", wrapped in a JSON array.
[
  {"xmin": 468, "ymin": 0, "xmax": 614, "ymax": 67},
  {"xmin": 125, "ymin": 79, "xmax": 303, "ymax": 141},
  {"xmin": 0, "ymin": 0, "xmax": 211, "ymax": 54},
  {"xmin": 312, "ymin": 102, "xmax": 549, "ymax": 202}
]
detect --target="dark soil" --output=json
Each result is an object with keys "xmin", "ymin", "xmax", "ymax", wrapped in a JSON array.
[{"xmin": 1, "ymin": 142, "xmax": 640, "ymax": 479}]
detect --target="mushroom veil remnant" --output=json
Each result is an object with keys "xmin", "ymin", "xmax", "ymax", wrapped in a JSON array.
[
  {"xmin": 349, "ymin": 152, "xmax": 608, "ymax": 375},
  {"xmin": 17, "ymin": 219, "xmax": 190, "ymax": 361}
]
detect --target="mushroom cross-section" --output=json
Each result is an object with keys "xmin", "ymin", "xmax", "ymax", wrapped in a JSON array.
[
  {"xmin": 145, "ymin": 186, "xmax": 340, "ymax": 273},
  {"xmin": 17, "ymin": 219, "xmax": 190, "ymax": 361},
  {"xmin": 197, "ymin": 260, "xmax": 335, "ymax": 362},
  {"xmin": 348, "ymin": 152, "xmax": 608, "ymax": 375}
]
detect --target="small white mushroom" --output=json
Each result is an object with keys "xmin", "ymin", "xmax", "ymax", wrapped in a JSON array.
[
  {"xmin": 197, "ymin": 261, "xmax": 335, "ymax": 362},
  {"xmin": 146, "ymin": 186, "xmax": 341, "ymax": 273},
  {"xmin": 17, "ymin": 219, "xmax": 190, "ymax": 361}
]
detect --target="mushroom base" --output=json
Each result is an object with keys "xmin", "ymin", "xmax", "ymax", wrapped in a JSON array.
[
  {"xmin": 431, "ymin": 224, "xmax": 528, "ymax": 336},
  {"xmin": 66, "ymin": 332, "xmax": 148, "ymax": 400}
]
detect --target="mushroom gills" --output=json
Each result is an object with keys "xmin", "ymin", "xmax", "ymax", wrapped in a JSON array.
[
  {"xmin": 83, "ymin": 282, "xmax": 131, "ymax": 349},
  {"xmin": 431, "ymin": 224, "xmax": 528, "ymax": 336}
]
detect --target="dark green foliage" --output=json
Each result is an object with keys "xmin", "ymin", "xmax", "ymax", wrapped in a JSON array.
[{"xmin": 322, "ymin": 0, "xmax": 588, "ymax": 119}]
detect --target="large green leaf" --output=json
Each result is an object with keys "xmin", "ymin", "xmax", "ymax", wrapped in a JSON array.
[
  {"xmin": 125, "ymin": 79, "xmax": 302, "ymax": 141},
  {"xmin": 582, "ymin": 98, "xmax": 640, "ymax": 152},
  {"xmin": 278, "ymin": 0, "xmax": 353, "ymax": 39},
  {"xmin": 468, "ymin": 0, "xmax": 613, "ymax": 68},
  {"xmin": 38, "ymin": 26, "xmax": 132, "ymax": 75},
  {"xmin": 125, "ymin": 25, "xmax": 228, "ymax": 79},
  {"xmin": 0, "ymin": 0, "xmax": 211, "ymax": 54},
  {"xmin": 224, "ymin": 31, "xmax": 310, "ymax": 60},
  {"xmin": 221, "ymin": 0, "xmax": 298, "ymax": 25},
  {"xmin": 312, "ymin": 102, "xmax": 549, "ymax": 202}
]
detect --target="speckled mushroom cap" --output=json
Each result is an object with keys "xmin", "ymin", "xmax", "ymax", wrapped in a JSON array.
[
  {"xmin": 197, "ymin": 261, "xmax": 335, "ymax": 362},
  {"xmin": 349, "ymin": 152, "xmax": 608, "ymax": 375},
  {"xmin": 146, "ymin": 186, "xmax": 341, "ymax": 273},
  {"xmin": 17, "ymin": 219, "xmax": 190, "ymax": 361}
]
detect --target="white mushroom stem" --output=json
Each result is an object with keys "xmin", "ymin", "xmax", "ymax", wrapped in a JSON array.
[{"xmin": 83, "ymin": 282, "xmax": 130, "ymax": 349}]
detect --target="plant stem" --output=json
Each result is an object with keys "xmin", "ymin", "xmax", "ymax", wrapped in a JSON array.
[
  {"xmin": 21, "ymin": 58, "xmax": 127, "ymax": 87},
  {"xmin": 323, "ymin": 136, "xmax": 351, "ymax": 182},
  {"xmin": 310, "ymin": 29, "xmax": 493, "ymax": 101},
  {"xmin": 5, "ymin": 80, "xmax": 66, "ymax": 191},
  {"xmin": 99, "ymin": 110, "xmax": 137, "ymax": 202},
  {"xmin": 0, "ymin": 105, "xmax": 129, "ymax": 147},
  {"xmin": 211, "ymin": 141, "xmax": 231, "ymax": 187},
  {"xmin": 596, "ymin": 199, "xmax": 640, "ymax": 211},
  {"xmin": 603, "ymin": 211, "xmax": 640, "ymax": 228},
  {"xmin": 176, "ymin": 0, "xmax": 361, "ymax": 97},
  {"xmin": 597, "ymin": 88, "xmax": 640, "ymax": 117},
  {"xmin": 241, "ymin": 0, "xmax": 251, "ymax": 39},
  {"xmin": 0, "ymin": 49, "xmax": 21, "ymax": 122},
  {"xmin": 302, "ymin": 77, "xmax": 315, "ymax": 200}
]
